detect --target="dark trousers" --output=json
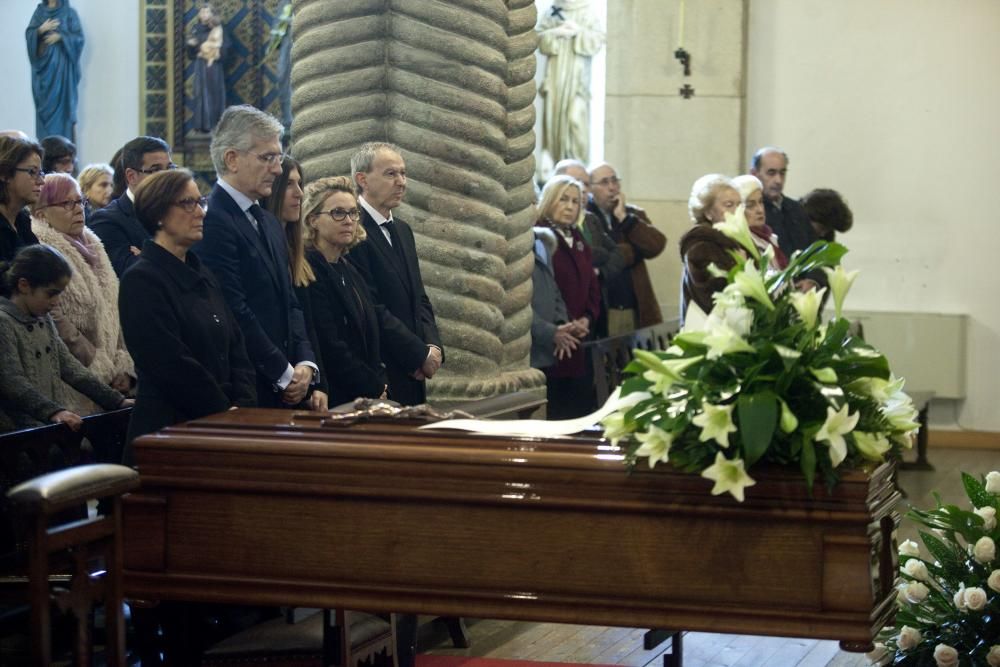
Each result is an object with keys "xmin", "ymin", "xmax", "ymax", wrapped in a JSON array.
[{"xmin": 545, "ymin": 373, "xmax": 596, "ymax": 420}]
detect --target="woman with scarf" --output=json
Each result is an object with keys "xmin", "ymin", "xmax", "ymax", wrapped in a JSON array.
[{"xmin": 30, "ymin": 173, "xmax": 134, "ymax": 418}]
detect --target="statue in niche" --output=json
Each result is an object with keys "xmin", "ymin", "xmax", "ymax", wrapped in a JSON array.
[
  {"xmin": 537, "ymin": 0, "xmax": 605, "ymax": 171},
  {"xmin": 187, "ymin": 2, "xmax": 226, "ymax": 133},
  {"xmin": 25, "ymin": 0, "xmax": 85, "ymax": 140}
]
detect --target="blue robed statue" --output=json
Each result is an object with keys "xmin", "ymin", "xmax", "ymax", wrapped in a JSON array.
[{"xmin": 25, "ymin": 0, "xmax": 84, "ymax": 140}]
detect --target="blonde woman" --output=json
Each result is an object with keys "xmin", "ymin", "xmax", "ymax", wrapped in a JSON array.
[
  {"xmin": 302, "ymin": 176, "xmax": 420, "ymax": 406},
  {"xmin": 536, "ymin": 174, "xmax": 599, "ymax": 419},
  {"xmin": 78, "ymin": 162, "xmax": 114, "ymax": 220},
  {"xmin": 30, "ymin": 172, "xmax": 134, "ymax": 416}
]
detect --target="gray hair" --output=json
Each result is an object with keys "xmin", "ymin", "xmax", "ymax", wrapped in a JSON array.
[
  {"xmin": 210, "ymin": 105, "xmax": 284, "ymax": 175},
  {"xmin": 750, "ymin": 146, "xmax": 789, "ymax": 171},
  {"xmin": 688, "ymin": 173, "xmax": 736, "ymax": 224},
  {"xmin": 553, "ymin": 158, "xmax": 586, "ymax": 175},
  {"xmin": 350, "ymin": 142, "xmax": 401, "ymax": 192}
]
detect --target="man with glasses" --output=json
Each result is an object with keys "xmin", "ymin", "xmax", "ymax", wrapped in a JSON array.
[
  {"xmin": 348, "ymin": 142, "xmax": 443, "ymax": 409},
  {"xmin": 89, "ymin": 135, "xmax": 175, "ymax": 276},
  {"xmin": 586, "ymin": 162, "xmax": 665, "ymax": 335},
  {"xmin": 196, "ymin": 104, "xmax": 317, "ymax": 409}
]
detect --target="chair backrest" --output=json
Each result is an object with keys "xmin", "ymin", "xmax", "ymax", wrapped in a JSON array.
[
  {"xmin": 0, "ymin": 408, "xmax": 132, "ymax": 566},
  {"xmin": 586, "ymin": 321, "xmax": 681, "ymax": 406}
]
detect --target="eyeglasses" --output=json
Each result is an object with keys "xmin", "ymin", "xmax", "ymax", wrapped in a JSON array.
[
  {"xmin": 316, "ymin": 207, "xmax": 360, "ymax": 222},
  {"xmin": 46, "ymin": 198, "xmax": 88, "ymax": 211},
  {"xmin": 242, "ymin": 150, "xmax": 287, "ymax": 167},
  {"xmin": 592, "ymin": 176, "xmax": 622, "ymax": 188},
  {"xmin": 136, "ymin": 163, "xmax": 178, "ymax": 175},
  {"xmin": 14, "ymin": 167, "xmax": 46, "ymax": 180},
  {"xmin": 173, "ymin": 196, "xmax": 209, "ymax": 213}
]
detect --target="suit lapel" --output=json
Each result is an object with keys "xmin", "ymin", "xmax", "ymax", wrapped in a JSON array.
[
  {"xmin": 214, "ymin": 186, "xmax": 284, "ymax": 294},
  {"xmin": 361, "ymin": 210, "xmax": 412, "ymax": 297}
]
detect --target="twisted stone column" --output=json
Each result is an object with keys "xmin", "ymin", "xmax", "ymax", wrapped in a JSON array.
[{"xmin": 291, "ymin": 0, "xmax": 545, "ymax": 401}]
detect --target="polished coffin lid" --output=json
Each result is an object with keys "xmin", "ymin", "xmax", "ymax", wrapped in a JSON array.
[{"xmin": 123, "ymin": 408, "xmax": 899, "ymax": 646}]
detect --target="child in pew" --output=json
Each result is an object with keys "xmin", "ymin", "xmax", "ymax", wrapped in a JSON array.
[{"xmin": 0, "ymin": 244, "xmax": 133, "ymax": 433}]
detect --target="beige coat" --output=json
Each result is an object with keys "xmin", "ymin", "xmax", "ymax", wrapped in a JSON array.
[{"xmin": 31, "ymin": 220, "xmax": 133, "ymax": 414}]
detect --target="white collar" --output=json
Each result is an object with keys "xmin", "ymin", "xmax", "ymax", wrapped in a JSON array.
[
  {"xmin": 217, "ymin": 177, "xmax": 257, "ymax": 214},
  {"xmin": 358, "ymin": 194, "xmax": 394, "ymax": 226}
]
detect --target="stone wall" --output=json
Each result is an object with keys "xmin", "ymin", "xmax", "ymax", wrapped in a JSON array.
[{"xmin": 290, "ymin": 0, "xmax": 545, "ymax": 401}]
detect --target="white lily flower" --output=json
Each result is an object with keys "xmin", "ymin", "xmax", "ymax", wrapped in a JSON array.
[
  {"xmin": 700, "ymin": 452, "xmax": 756, "ymax": 502},
  {"xmin": 709, "ymin": 304, "xmax": 754, "ymax": 338},
  {"xmin": 712, "ymin": 205, "xmax": 760, "ymax": 260},
  {"xmin": 822, "ymin": 264, "xmax": 860, "ymax": 319},
  {"xmin": 853, "ymin": 431, "xmax": 891, "ymax": 462},
  {"xmin": 732, "ymin": 262, "xmax": 775, "ymax": 311},
  {"xmin": 788, "ymin": 286, "xmax": 826, "ymax": 329},
  {"xmin": 713, "ymin": 285, "xmax": 746, "ymax": 310},
  {"xmin": 988, "ymin": 471, "xmax": 1000, "ymax": 494},
  {"xmin": 814, "ymin": 404, "xmax": 860, "ymax": 467},
  {"xmin": 634, "ymin": 350, "xmax": 702, "ymax": 397},
  {"xmin": 703, "ymin": 321, "xmax": 755, "ymax": 360},
  {"xmin": 882, "ymin": 397, "xmax": 920, "ymax": 432},
  {"xmin": 600, "ymin": 412, "xmax": 631, "ymax": 446},
  {"xmin": 635, "ymin": 424, "xmax": 673, "ymax": 468},
  {"xmin": 691, "ymin": 400, "xmax": 737, "ymax": 448},
  {"xmin": 706, "ymin": 262, "xmax": 729, "ymax": 279}
]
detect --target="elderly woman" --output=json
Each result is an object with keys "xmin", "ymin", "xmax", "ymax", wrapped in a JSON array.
[
  {"xmin": 0, "ymin": 135, "xmax": 43, "ymax": 261},
  {"xmin": 78, "ymin": 162, "xmax": 114, "ymax": 220},
  {"xmin": 732, "ymin": 174, "xmax": 788, "ymax": 270},
  {"xmin": 31, "ymin": 172, "xmax": 133, "ymax": 415},
  {"xmin": 118, "ymin": 169, "xmax": 255, "ymax": 462},
  {"xmin": 679, "ymin": 174, "xmax": 743, "ymax": 320},
  {"xmin": 261, "ymin": 157, "xmax": 327, "ymax": 410},
  {"xmin": 303, "ymin": 176, "xmax": 406, "ymax": 406},
  {"xmin": 536, "ymin": 174, "xmax": 599, "ymax": 419}
]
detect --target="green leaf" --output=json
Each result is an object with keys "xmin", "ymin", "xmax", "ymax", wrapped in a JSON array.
[
  {"xmin": 800, "ymin": 436, "xmax": 816, "ymax": 491},
  {"xmin": 737, "ymin": 391, "xmax": 778, "ymax": 466},
  {"xmin": 919, "ymin": 531, "xmax": 966, "ymax": 580},
  {"xmin": 962, "ymin": 472, "xmax": 996, "ymax": 509}
]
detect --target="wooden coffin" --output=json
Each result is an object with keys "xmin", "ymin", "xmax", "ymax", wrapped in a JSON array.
[{"xmin": 122, "ymin": 408, "xmax": 899, "ymax": 647}]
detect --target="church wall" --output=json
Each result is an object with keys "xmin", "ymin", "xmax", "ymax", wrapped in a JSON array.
[
  {"xmin": 0, "ymin": 0, "xmax": 140, "ymax": 167},
  {"xmin": 745, "ymin": 0, "xmax": 1000, "ymax": 432}
]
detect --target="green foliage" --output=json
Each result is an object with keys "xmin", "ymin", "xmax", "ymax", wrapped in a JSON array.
[
  {"xmin": 609, "ymin": 212, "xmax": 919, "ymax": 501},
  {"xmin": 873, "ymin": 471, "xmax": 1000, "ymax": 665}
]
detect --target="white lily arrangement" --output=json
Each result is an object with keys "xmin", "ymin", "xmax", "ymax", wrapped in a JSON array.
[
  {"xmin": 868, "ymin": 471, "xmax": 1000, "ymax": 666},
  {"xmin": 602, "ymin": 206, "xmax": 920, "ymax": 501}
]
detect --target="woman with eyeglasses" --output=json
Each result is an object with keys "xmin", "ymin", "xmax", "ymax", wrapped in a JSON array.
[
  {"xmin": 30, "ymin": 172, "xmax": 134, "ymax": 419},
  {"xmin": 260, "ymin": 156, "xmax": 328, "ymax": 411},
  {"xmin": 302, "ymin": 176, "xmax": 400, "ymax": 406},
  {"xmin": 118, "ymin": 169, "xmax": 255, "ymax": 463},
  {"xmin": 0, "ymin": 135, "xmax": 43, "ymax": 262}
]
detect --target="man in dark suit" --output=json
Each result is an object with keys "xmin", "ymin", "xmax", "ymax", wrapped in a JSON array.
[
  {"xmin": 348, "ymin": 142, "xmax": 443, "ymax": 408},
  {"xmin": 89, "ymin": 136, "xmax": 174, "ymax": 277},
  {"xmin": 750, "ymin": 146, "xmax": 823, "ymax": 287},
  {"xmin": 195, "ymin": 105, "xmax": 317, "ymax": 408}
]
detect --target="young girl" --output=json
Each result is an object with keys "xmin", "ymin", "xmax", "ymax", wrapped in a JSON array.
[{"xmin": 0, "ymin": 244, "xmax": 131, "ymax": 432}]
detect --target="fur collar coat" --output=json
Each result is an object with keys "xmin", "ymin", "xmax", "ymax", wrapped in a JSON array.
[{"xmin": 31, "ymin": 220, "xmax": 133, "ymax": 413}]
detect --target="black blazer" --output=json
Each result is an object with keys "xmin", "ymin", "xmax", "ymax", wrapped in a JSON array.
[
  {"xmin": 88, "ymin": 194, "xmax": 150, "ymax": 277},
  {"xmin": 119, "ymin": 241, "xmax": 256, "ymax": 462},
  {"xmin": 347, "ymin": 208, "xmax": 442, "ymax": 406},
  {"xmin": 304, "ymin": 249, "xmax": 391, "ymax": 406},
  {"xmin": 194, "ymin": 184, "xmax": 316, "ymax": 406},
  {"xmin": 0, "ymin": 209, "xmax": 39, "ymax": 262}
]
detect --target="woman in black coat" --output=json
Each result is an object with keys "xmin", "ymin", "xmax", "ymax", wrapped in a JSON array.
[
  {"xmin": 118, "ymin": 169, "xmax": 255, "ymax": 463},
  {"xmin": 302, "ymin": 176, "xmax": 392, "ymax": 406}
]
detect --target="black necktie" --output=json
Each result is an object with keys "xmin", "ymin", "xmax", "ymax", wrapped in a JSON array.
[
  {"xmin": 383, "ymin": 220, "xmax": 405, "ymax": 260},
  {"xmin": 248, "ymin": 204, "xmax": 268, "ymax": 243}
]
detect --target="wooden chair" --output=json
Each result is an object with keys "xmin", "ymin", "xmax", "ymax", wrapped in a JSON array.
[
  {"xmin": 0, "ymin": 409, "xmax": 134, "ymax": 664},
  {"xmin": 587, "ymin": 320, "xmax": 682, "ymax": 405},
  {"xmin": 5, "ymin": 463, "xmax": 139, "ymax": 666},
  {"xmin": 201, "ymin": 608, "xmax": 395, "ymax": 667}
]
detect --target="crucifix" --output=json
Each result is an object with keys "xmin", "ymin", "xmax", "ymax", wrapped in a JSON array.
[{"xmin": 675, "ymin": 0, "xmax": 693, "ymax": 99}]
